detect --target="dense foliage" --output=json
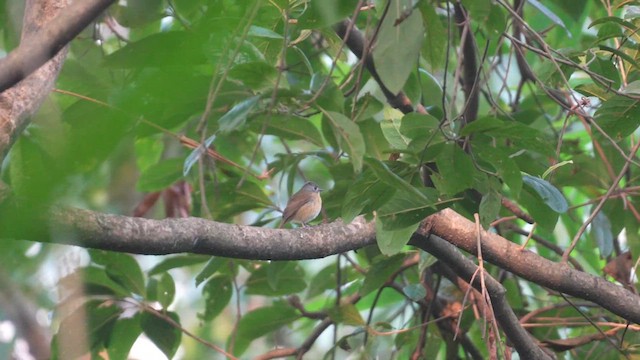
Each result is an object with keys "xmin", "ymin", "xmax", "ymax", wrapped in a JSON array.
[{"xmin": 1, "ymin": 0, "xmax": 640, "ymax": 359}]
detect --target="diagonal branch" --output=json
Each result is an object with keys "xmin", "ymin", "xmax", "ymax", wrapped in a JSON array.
[{"xmin": 0, "ymin": 0, "xmax": 116, "ymax": 160}]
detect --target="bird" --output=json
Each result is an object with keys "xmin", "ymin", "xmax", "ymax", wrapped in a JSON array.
[{"xmin": 279, "ymin": 181, "xmax": 322, "ymax": 228}]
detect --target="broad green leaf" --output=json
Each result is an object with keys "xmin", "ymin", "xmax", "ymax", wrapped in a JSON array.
[
  {"xmin": 253, "ymin": 114, "xmax": 323, "ymax": 146},
  {"xmin": 373, "ymin": 0, "xmax": 424, "ymax": 94},
  {"xmin": 342, "ymin": 170, "xmax": 396, "ymax": 222},
  {"xmin": 375, "ymin": 218, "xmax": 419, "ymax": 256},
  {"xmin": 61, "ymin": 266, "xmax": 130, "ymax": 297},
  {"xmin": 398, "ymin": 113, "xmax": 441, "ymax": 140},
  {"xmin": 245, "ymin": 262, "xmax": 307, "ymax": 296},
  {"xmin": 141, "ymin": 311, "xmax": 181, "ymax": 359},
  {"xmin": 527, "ymin": 0, "xmax": 570, "ymax": 36},
  {"xmin": 248, "ymin": 25, "xmax": 283, "ymax": 39},
  {"xmin": 588, "ymin": 56, "xmax": 621, "ymax": 90},
  {"xmin": 105, "ymin": 31, "xmax": 209, "ymax": 68},
  {"xmin": 419, "ymin": 4, "xmax": 447, "ymax": 68},
  {"xmin": 381, "ymin": 117, "xmax": 411, "ymax": 150},
  {"xmin": 365, "ymin": 158, "xmax": 428, "ymax": 201},
  {"xmin": 233, "ymin": 303, "xmax": 300, "ymax": 356},
  {"xmin": 461, "ymin": 0, "xmax": 491, "ymax": 23},
  {"xmin": 522, "ymin": 174, "xmax": 568, "ymax": 213},
  {"xmin": 107, "ymin": 314, "xmax": 143, "ymax": 360},
  {"xmin": 472, "ymin": 141, "xmax": 522, "ymax": 196},
  {"xmin": 591, "ymin": 210, "xmax": 614, "ymax": 258},
  {"xmin": 147, "ymin": 273, "xmax": 176, "ymax": 309},
  {"xmin": 135, "ymin": 136, "xmax": 164, "ymax": 173},
  {"xmin": 306, "ymin": 264, "xmax": 358, "ymax": 299},
  {"xmin": 462, "ymin": 116, "xmax": 555, "ymax": 157},
  {"xmin": 360, "ymin": 254, "xmax": 406, "ymax": 296},
  {"xmin": 212, "ymin": 180, "xmax": 272, "ymax": 220},
  {"xmin": 311, "ymin": 74, "xmax": 344, "ymax": 112},
  {"xmin": 296, "ymin": 0, "xmax": 360, "ymax": 28},
  {"xmin": 137, "ymin": 158, "xmax": 183, "ymax": 192},
  {"xmin": 229, "ymin": 61, "xmax": 278, "ymax": 91},
  {"xmin": 90, "ymin": 250, "xmax": 146, "ymax": 297},
  {"xmin": 199, "ymin": 275, "xmax": 233, "ymax": 321},
  {"xmin": 594, "ymin": 95, "xmax": 640, "ymax": 140},
  {"xmin": 402, "ymin": 283, "xmax": 427, "ymax": 302},
  {"xmin": 54, "ymin": 300, "xmax": 122, "ymax": 359},
  {"xmin": 435, "ymin": 144, "xmax": 475, "ymax": 195},
  {"xmin": 518, "ymin": 187, "xmax": 560, "ymax": 231},
  {"xmin": 479, "ymin": 190, "xmax": 501, "ymax": 229},
  {"xmin": 328, "ymin": 304, "xmax": 365, "ymax": 326},
  {"xmin": 147, "ymin": 255, "xmax": 210, "ymax": 276},
  {"xmin": 195, "ymin": 257, "xmax": 228, "ymax": 287},
  {"xmin": 377, "ymin": 188, "xmax": 443, "ymax": 230},
  {"xmin": 323, "ymin": 111, "xmax": 366, "ymax": 173},
  {"xmin": 218, "ymin": 95, "xmax": 261, "ymax": 134}
]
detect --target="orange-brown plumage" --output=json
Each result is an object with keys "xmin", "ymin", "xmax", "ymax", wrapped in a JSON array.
[{"xmin": 280, "ymin": 181, "xmax": 322, "ymax": 228}]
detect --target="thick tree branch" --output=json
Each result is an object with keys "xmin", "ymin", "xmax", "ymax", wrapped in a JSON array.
[
  {"xmin": 419, "ymin": 209, "xmax": 640, "ymax": 324},
  {"xmin": 46, "ymin": 207, "xmax": 376, "ymax": 260},
  {"xmin": 3, "ymin": 205, "xmax": 639, "ymax": 327},
  {"xmin": 412, "ymin": 235, "xmax": 552, "ymax": 359},
  {"xmin": 0, "ymin": 0, "xmax": 116, "ymax": 160}
]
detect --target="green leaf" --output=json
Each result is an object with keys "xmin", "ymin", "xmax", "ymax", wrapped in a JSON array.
[
  {"xmin": 195, "ymin": 258, "xmax": 228, "ymax": 287},
  {"xmin": 104, "ymin": 31, "xmax": 209, "ymax": 68},
  {"xmin": 137, "ymin": 158, "xmax": 183, "ymax": 192},
  {"xmin": 461, "ymin": 116, "xmax": 555, "ymax": 157},
  {"xmin": 365, "ymin": 158, "xmax": 428, "ymax": 201},
  {"xmin": 479, "ymin": 190, "xmax": 502, "ymax": 229},
  {"xmin": 419, "ymin": 4, "xmax": 447, "ymax": 68},
  {"xmin": 219, "ymin": 95, "xmax": 261, "ymax": 134},
  {"xmin": 147, "ymin": 255, "xmax": 210, "ymax": 276},
  {"xmin": 402, "ymin": 283, "xmax": 426, "ymax": 302},
  {"xmin": 591, "ymin": 210, "xmax": 614, "ymax": 258},
  {"xmin": 594, "ymin": 95, "xmax": 640, "ymax": 140},
  {"xmin": 373, "ymin": 0, "xmax": 424, "ymax": 94},
  {"xmin": 229, "ymin": 61, "xmax": 278, "ymax": 91},
  {"xmin": 522, "ymin": 174, "xmax": 568, "ymax": 213},
  {"xmin": 380, "ymin": 116, "xmax": 411, "ymax": 150},
  {"xmin": 233, "ymin": 303, "xmax": 300, "ymax": 356},
  {"xmin": 322, "ymin": 110, "xmax": 366, "ymax": 173},
  {"xmin": 342, "ymin": 171, "xmax": 396, "ymax": 222},
  {"xmin": 328, "ymin": 304, "xmax": 365, "ymax": 326},
  {"xmin": 212, "ymin": 180, "xmax": 272, "ymax": 220},
  {"xmin": 472, "ymin": 141, "xmax": 522, "ymax": 196},
  {"xmin": 253, "ymin": 114, "xmax": 323, "ymax": 146},
  {"xmin": 377, "ymin": 188, "xmax": 443, "ymax": 230},
  {"xmin": 360, "ymin": 254, "xmax": 406, "ymax": 296},
  {"xmin": 141, "ymin": 311, "xmax": 181, "ymax": 359},
  {"xmin": 107, "ymin": 314, "xmax": 143, "ymax": 360},
  {"xmin": 91, "ymin": 250, "xmax": 146, "ymax": 297},
  {"xmin": 375, "ymin": 218, "xmax": 419, "ymax": 256},
  {"xmin": 62, "ymin": 266, "xmax": 130, "ymax": 297},
  {"xmin": 306, "ymin": 264, "xmax": 358, "ymax": 299},
  {"xmin": 248, "ymin": 25, "xmax": 283, "ymax": 39},
  {"xmin": 435, "ymin": 144, "xmax": 476, "ymax": 195},
  {"xmin": 245, "ymin": 262, "xmax": 307, "ymax": 296},
  {"xmin": 54, "ymin": 300, "xmax": 122, "ymax": 359},
  {"xmin": 518, "ymin": 187, "xmax": 560, "ymax": 231},
  {"xmin": 135, "ymin": 136, "xmax": 164, "ymax": 173},
  {"xmin": 199, "ymin": 275, "xmax": 233, "ymax": 321},
  {"xmin": 527, "ymin": 0, "xmax": 570, "ymax": 36},
  {"xmin": 297, "ymin": 0, "xmax": 360, "ymax": 28},
  {"xmin": 147, "ymin": 273, "xmax": 176, "ymax": 309}
]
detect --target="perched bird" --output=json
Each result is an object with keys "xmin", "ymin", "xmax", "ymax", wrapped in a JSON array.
[{"xmin": 279, "ymin": 181, "xmax": 322, "ymax": 228}]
